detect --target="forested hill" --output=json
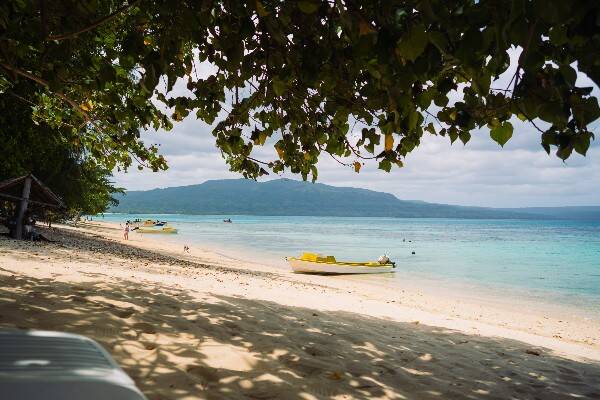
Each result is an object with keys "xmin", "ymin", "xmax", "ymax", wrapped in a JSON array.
[{"xmin": 109, "ymin": 179, "xmax": 598, "ymax": 220}]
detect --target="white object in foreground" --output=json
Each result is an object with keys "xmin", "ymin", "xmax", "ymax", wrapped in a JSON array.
[
  {"xmin": 0, "ymin": 330, "xmax": 146, "ymax": 400},
  {"xmin": 288, "ymin": 253, "xmax": 396, "ymax": 274}
]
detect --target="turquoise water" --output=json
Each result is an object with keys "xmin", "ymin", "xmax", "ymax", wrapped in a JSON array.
[{"xmin": 100, "ymin": 214, "xmax": 600, "ymax": 311}]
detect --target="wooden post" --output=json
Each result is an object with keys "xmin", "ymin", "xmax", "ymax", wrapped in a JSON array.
[{"xmin": 14, "ymin": 176, "xmax": 32, "ymax": 240}]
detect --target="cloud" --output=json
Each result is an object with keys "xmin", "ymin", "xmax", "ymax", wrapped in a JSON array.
[
  {"xmin": 114, "ymin": 115, "xmax": 600, "ymax": 207},
  {"xmin": 307, "ymin": 135, "xmax": 600, "ymax": 207}
]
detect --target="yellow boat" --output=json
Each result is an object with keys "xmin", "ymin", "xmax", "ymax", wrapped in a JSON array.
[
  {"xmin": 142, "ymin": 219, "xmax": 156, "ymax": 226},
  {"xmin": 136, "ymin": 226, "xmax": 178, "ymax": 234},
  {"xmin": 287, "ymin": 253, "xmax": 395, "ymax": 274}
]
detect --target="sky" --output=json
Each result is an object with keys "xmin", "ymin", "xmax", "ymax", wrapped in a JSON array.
[{"xmin": 112, "ymin": 54, "xmax": 600, "ymax": 209}]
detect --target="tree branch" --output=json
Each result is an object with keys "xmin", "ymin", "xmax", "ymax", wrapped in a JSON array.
[
  {"xmin": 0, "ymin": 61, "xmax": 88, "ymax": 117},
  {"xmin": 128, "ymin": 151, "xmax": 153, "ymax": 169},
  {"xmin": 247, "ymin": 156, "xmax": 271, "ymax": 165},
  {"xmin": 424, "ymin": 109, "xmax": 443, "ymax": 127},
  {"xmin": 326, "ymin": 150, "xmax": 352, "ymax": 167},
  {"xmin": 511, "ymin": 20, "xmax": 537, "ymax": 99},
  {"xmin": 46, "ymin": 0, "xmax": 139, "ymax": 41},
  {"xmin": 514, "ymin": 103, "xmax": 545, "ymax": 134}
]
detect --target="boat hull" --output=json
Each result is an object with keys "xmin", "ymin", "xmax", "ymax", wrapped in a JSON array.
[
  {"xmin": 136, "ymin": 228, "xmax": 178, "ymax": 234},
  {"xmin": 288, "ymin": 259, "xmax": 395, "ymax": 274}
]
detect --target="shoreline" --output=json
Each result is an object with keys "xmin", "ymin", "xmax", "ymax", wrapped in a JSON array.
[
  {"xmin": 1, "ymin": 221, "xmax": 599, "ymax": 399},
  {"xmin": 109, "ymin": 219, "xmax": 600, "ymax": 352},
  {"xmin": 203, "ymin": 237, "xmax": 600, "ymax": 322},
  {"xmin": 100, "ymin": 214, "xmax": 600, "ymax": 315},
  {"xmin": 39, "ymin": 221, "xmax": 600, "ymax": 354}
]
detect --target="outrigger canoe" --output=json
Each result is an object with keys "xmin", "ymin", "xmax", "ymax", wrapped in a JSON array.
[
  {"xmin": 136, "ymin": 226, "xmax": 178, "ymax": 234},
  {"xmin": 287, "ymin": 253, "xmax": 395, "ymax": 274}
]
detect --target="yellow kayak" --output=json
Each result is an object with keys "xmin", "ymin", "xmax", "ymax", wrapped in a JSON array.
[
  {"xmin": 287, "ymin": 253, "xmax": 395, "ymax": 274},
  {"xmin": 136, "ymin": 227, "xmax": 178, "ymax": 234}
]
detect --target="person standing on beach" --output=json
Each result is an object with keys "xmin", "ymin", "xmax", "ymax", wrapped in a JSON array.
[{"xmin": 124, "ymin": 222, "xmax": 130, "ymax": 240}]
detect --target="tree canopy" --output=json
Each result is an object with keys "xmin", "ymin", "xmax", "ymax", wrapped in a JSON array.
[
  {"xmin": 1, "ymin": 0, "xmax": 599, "ymax": 181},
  {"xmin": 0, "ymin": 81, "xmax": 123, "ymax": 216}
]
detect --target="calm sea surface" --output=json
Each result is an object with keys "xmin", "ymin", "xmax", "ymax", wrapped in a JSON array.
[{"xmin": 100, "ymin": 214, "xmax": 600, "ymax": 312}]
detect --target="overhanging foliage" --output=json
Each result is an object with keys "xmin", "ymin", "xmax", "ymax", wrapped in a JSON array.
[
  {"xmin": 0, "ymin": 83, "xmax": 123, "ymax": 216},
  {"xmin": 1, "ymin": 0, "xmax": 599, "ymax": 180}
]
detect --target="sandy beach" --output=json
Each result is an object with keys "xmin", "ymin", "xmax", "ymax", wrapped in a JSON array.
[{"xmin": 1, "ymin": 221, "xmax": 599, "ymax": 400}]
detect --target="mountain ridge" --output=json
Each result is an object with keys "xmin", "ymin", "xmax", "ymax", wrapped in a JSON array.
[{"xmin": 109, "ymin": 178, "xmax": 600, "ymax": 220}]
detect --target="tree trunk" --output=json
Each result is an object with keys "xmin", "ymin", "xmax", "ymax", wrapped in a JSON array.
[{"xmin": 14, "ymin": 176, "xmax": 32, "ymax": 240}]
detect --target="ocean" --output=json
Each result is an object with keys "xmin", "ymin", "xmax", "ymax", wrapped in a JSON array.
[{"xmin": 100, "ymin": 214, "xmax": 600, "ymax": 313}]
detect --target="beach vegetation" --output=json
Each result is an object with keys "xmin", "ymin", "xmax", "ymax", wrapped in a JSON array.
[{"xmin": 0, "ymin": 82, "xmax": 123, "ymax": 217}]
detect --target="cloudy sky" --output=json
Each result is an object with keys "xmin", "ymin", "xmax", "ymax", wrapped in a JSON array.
[{"xmin": 113, "ymin": 56, "xmax": 600, "ymax": 208}]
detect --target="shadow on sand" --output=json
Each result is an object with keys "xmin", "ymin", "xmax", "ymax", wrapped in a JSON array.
[{"xmin": 1, "ymin": 268, "xmax": 599, "ymax": 400}]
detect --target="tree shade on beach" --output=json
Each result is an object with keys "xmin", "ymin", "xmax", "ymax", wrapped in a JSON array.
[{"xmin": 0, "ymin": 0, "xmax": 599, "ymax": 181}]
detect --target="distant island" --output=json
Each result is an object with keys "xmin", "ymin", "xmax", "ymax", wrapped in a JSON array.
[{"xmin": 110, "ymin": 179, "xmax": 600, "ymax": 220}]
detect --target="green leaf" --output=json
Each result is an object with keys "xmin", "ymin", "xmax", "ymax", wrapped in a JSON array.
[
  {"xmin": 559, "ymin": 64, "xmax": 577, "ymax": 86},
  {"xmin": 310, "ymin": 165, "xmax": 318, "ymax": 182},
  {"xmin": 549, "ymin": 25, "xmax": 568, "ymax": 46},
  {"xmin": 571, "ymin": 97, "xmax": 600, "ymax": 127},
  {"xmin": 428, "ymin": 31, "xmax": 448, "ymax": 53},
  {"xmin": 459, "ymin": 130, "xmax": 471, "ymax": 145},
  {"xmin": 378, "ymin": 159, "xmax": 392, "ymax": 172},
  {"xmin": 448, "ymin": 126, "xmax": 458, "ymax": 144},
  {"xmin": 541, "ymin": 142, "xmax": 551, "ymax": 154},
  {"xmin": 407, "ymin": 110, "xmax": 419, "ymax": 130},
  {"xmin": 541, "ymin": 131, "xmax": 558, "ymax": 155},
  {"xmin": 574, "ymin": 132, "xmax": 592, "ymax": 156},
  {"xmin": 298, "ymin": 1, "xmax": 320, "ymax": 14},
  {"xmin": 255, "ymin": 0, "xmax": 269, "ymax": 17},
  {"xmin": 272, "ymin": 79, "xmax": 286, "ymax": 97},
  {"xmin": 538, "ymin": 101, "xmax": 567, "ymax": 127},
  {"xmin": 433, "ymin": 94, "xmax": 449, "ymax": 107},
  {"xmin": 556, "ymin": 145, "xmax": 573, "ymax": 160},
  {"xmin": 396, "ymin": 24, "xmax": 428, "ymax": 62},
  {"xmin": 425, "ymin": 122, "xmax": 436, "ymax": 135},
  {"xmin": 490, "ymin": 121, "xmax": 513, "ymax": 147},
  {"xmin": 253, "ymin": 131, "xmax": 268, "ymax": 145}
]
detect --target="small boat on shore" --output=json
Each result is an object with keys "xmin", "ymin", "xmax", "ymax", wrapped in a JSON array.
[
  {"xmin": 139, "ymin": 219, "xmax": 168, "ymax": 227},
  {"xmin": 137, "ymin": 226, "xmax": 178, "ymax": 234},
  {"xmin": 288, "ymin": 253, "xmax": 395, "ymax": 274}
]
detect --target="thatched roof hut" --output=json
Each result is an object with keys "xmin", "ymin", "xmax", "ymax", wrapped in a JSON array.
[
  {"xmin": 0, "ymin": 174, "xmax": 65, "ymax": 238},
  {"xmin": 0, "ymin": 174, "xmax": 65, "ymax": 210}
]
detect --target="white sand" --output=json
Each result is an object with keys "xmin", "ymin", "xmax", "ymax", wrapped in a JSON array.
[{"xmin": 1, "ymin": 221, "xmax": 599, "ymax": 400}]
